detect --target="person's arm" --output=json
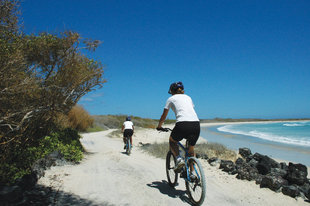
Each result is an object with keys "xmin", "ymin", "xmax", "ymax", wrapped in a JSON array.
[{"xmin": 157, "ymin": 109, "xmax": 169, "ymax": 129}]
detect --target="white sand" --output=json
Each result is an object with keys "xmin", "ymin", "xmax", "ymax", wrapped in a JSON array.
[{"xmin": 38, "ymin": 126, "xmax": 309, "ymax": 205}]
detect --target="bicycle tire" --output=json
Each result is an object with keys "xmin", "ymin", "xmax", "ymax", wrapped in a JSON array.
[
  {"xmin": 126, "ymin": 137, "xmax": 131, "ymax": 155},
  {"xmin": 166, "ymin": 151, "xmax": 178, "ymax": 187},
  {"xmin": 185, "ymin": 157, "xmax": 206, "ymax": 206}
]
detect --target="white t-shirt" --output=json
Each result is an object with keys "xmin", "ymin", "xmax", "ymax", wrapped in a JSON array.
[
  {"xmin": 164, "ymin": 94, "xmax": 199, "ymax": 122},
  {"xmin": 123, "ymin": 121, "xmax": 134, "ymax": 130}
]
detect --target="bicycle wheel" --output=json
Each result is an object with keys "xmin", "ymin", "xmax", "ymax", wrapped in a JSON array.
[
  {"xmin": 185, "ymin": 157, "xmax": 206, "ymax": 206},
  {"xmin": 166, "ymin": 151, "xmax": 178, "ymax": 187},
  {"xmin": 126, "ymin": 137, "xmax": 131, "ymax": 155}
]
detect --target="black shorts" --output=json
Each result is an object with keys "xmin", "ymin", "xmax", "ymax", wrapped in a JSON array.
[
  {"xmin": 123, "ymin": 129, "xmax": 133, "ymax": 138},
  {"xmin": 171, "ymin": 121, "xmax": 200, "ymax": 146}
]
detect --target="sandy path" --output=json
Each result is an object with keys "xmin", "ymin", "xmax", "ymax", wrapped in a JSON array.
[{"xmin": 37, "ymin": 128, "xmax": 309, "ymax": 206}]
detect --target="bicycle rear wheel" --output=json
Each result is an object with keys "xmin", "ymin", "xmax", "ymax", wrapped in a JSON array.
[
  {"xmin": 166, "ymin": 151, "xmax": 178, "ymax": 187},
  {"xmin": 185, "ymin": 157, "xmax": 206, "ymax": 206},
  {"xmin": 126, "ymin": 137, "xmax": 131, "ymax": 155}
]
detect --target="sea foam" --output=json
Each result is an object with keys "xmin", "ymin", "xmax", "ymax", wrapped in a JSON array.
[{"xmin": 217, "ymin": 124, "xmax": 310, "ymax": 147}]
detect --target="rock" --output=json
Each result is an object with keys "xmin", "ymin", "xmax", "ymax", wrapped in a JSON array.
[
  {"xmin": 248, "ymin": 159, "xmax": 258, "ymax": 168},
  {"xmin": 280, "ymin": 162, "xmax": 288, "ymax": 170},
  {"xmin": 270, "ymin": 168, "xmax": 287, "ymax": 178},
  {"xmin": 235, "ymin": 157, "xmax": 244, "ymax": 165},
  {"xmin": 286, "ymin": 162, "xmax": 308, "ymax": 185},
  {"xmin": 15, "ymin": 173, "xmax": 38, "ymax": 190},
  {"xmin": 0, "ymin": 185, "xmax": 23, "ymax": 203},
  {"xmin": 256, "ymin": 155, "xmax": 280, "ymax": 175},
  {"xmin": 255, "ymin": 174, "xmax": 264, "ymax": 185},
  {"xmin": 253, "ymin": 153, "xmax": 264, "ymax": 161},
  {"xmin": 306, "ymin": 187, "xmax": 310, "ymax": 200},
  {"xmin": 282, "ymin": 185, "xmax": 300, "ymax": 198},
  {"xmin": 208, "ymin": 157, "xmax": 218, "ymax": 164},
  {"xmin": 299, "ymin": 182, "xmax": 310, "ymax": 200},
  {"xmin": 260, "ymin": 175, "xmax": 288, "ymax": 192},
  {"xmin": 239, "ymin": 148, "xmax": 252, "ymax": 159},
  {"xmin": 236, "ymin": 163, "xmax": 259, "ymax": 181},
  {"xmin": 208, "ymin": 157, "xmax": 220, "ymax": 167},
  {"xmin": 196, "ymin": 153, "xmax": 208, "ymax": 160},
  {"xmin": 220, "ymin": 160, "xmax": 236, "ymax": 174}
]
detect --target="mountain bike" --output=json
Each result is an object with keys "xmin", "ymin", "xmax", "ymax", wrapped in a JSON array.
[
  {"xmin": 124, "ymin": 135, "xmax": 131, "ymax": 155},
  {"xmin": 158, "ymin": 127, "xmax": 206, "ymax": 206}
]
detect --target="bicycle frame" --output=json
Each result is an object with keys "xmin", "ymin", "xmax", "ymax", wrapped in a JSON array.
[{"xmin": 177, "ymin": 142, "xmax": 201, "ymax": 182}]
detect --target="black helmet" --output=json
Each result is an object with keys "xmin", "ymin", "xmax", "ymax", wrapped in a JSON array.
[
  {"xmin": 168, "ymin": 81, "xmax": 184, "ymax": 94},
  {"xmin": 126, "ymin": 116, "xmax": 131, "ymax": 121}
]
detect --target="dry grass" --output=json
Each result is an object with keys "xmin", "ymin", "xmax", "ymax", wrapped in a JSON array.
[
  {"xmin": 140, "ymin": 142, "xmax": 237, "ymax": 161},
  {"xmin": 108, "ymin": 129, "xmax": 122, "ymax": 138},
  {"xmin": 140, "ymin": 142, "xmax": 169, "ymax": 159},
  {"xmin": 195, "ymin": 142, "xmax": 237, "ymax": 161},
  {"xmin": 67, "ymin": 105, "xmax": 94, "ymax": 132}
]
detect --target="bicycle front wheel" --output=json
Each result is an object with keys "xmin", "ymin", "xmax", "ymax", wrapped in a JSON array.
[
  {"xmin": 166, "ymin": 151, "xmax": 178, "ymax": 187},
  {"xmin": 185, "ymin": 157, "xmax": 206, "ymax": 206}
]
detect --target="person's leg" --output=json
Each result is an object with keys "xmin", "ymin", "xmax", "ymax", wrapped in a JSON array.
[
  {"xmin": 169, "ymin": 136, "xmax": 179, "ymax": 157},
  {"xmin": 170, "ymin": 136, "xmax": 185, "ymax": 172},
  {"xmin": 130, "ymin": 135, "xmax": 133, "ymax": 145},
  {"xmin": 188, "ymin": 145, "xmax": 195, "ymax": 172}
]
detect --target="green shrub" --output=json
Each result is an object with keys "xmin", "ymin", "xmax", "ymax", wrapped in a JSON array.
[{"xmin": 0, "ymin": 128, "xmax": 84, "ymax": 185}]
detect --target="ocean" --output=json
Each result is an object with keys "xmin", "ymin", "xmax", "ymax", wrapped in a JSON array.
[{"xmin": 200, "ymin": 121, "xmax": 310, "ymax": 166}]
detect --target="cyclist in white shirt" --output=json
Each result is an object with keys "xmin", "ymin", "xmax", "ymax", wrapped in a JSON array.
[
  {"xmin": 122, "ymin": 116, "xmax": 134, "ymax": 149},
  {"xmin": 157, "ymin": 82, "xmax": 200, "ymax": 173}
]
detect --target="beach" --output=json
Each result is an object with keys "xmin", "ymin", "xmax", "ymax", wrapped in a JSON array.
[
  {"xmin": 200, "ymin": 121, "xmax": 310, "ymax": 167},
  {"xmin": 37, "ymin": 123, "xmax": 309, "ymax": 206}
]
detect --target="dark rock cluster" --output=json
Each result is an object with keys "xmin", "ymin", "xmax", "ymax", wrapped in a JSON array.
[
  {"xmin": 0, "ymin": 151, "xmax": 69, "ymax": 205},
  {"xmin": 217, "ymin": 147, "xmax": 310, "ymax": 200}
]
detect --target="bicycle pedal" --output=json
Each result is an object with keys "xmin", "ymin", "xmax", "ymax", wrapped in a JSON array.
[{"xmin": 180, "ymin": 171, "xmax": 186, "ymax": 178}]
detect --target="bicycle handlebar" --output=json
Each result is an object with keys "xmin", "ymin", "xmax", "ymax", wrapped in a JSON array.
[{"xmin": 156, "ymin": 127, "xmax": 172, "ymax": 132}]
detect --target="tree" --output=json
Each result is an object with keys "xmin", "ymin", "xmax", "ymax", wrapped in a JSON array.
[{"xmin": 0, "ymin": 0, "xmax": 106, "ymax": 184}]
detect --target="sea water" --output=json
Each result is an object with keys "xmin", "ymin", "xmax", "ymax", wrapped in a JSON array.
[
  {"xmin": 200, "ymin": 121, "xmax": 310, "ymax": 166},
  {"xmin": 218, "ymin": 121, "xmax": 310, "ymax": 148}
]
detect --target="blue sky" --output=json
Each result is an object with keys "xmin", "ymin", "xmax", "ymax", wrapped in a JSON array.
[{"xmin": 20, "ymin": 0, "xmax": 310, "ymax": 119}]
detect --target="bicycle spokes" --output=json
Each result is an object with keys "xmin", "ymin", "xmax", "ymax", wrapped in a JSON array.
[{"xmin": 185, "ymin": 157, "xmax": 206, "ymax": 205}]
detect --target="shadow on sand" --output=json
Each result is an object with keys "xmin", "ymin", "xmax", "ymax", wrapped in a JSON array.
[
  {"xmin": 12, "ymin": 184, "xmax": 115, "ymax": 206},
  {"xmin": 147, "ymin": 180, "xmax": 192, "ymax": 205}
]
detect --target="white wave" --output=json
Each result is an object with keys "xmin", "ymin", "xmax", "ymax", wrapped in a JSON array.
[
  {"xmin": 217, "ymin": 125, "xmax": 310, "ymax": 147},
  {"xmin": 283, "ymin": 123, "xmax": 304, "ymax": 127}
]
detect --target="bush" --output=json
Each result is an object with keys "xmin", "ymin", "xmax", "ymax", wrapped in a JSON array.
[
  {"xmin": 67, "ymin": 105, "xmax": 94, "ymax": 132},
  {"xmin": 92, "ymin": 115, "xmax": 159, "ymax": 129},
  {"xmin": 0, "ymin": 128, "xmax": 84, "ymax": 185}
]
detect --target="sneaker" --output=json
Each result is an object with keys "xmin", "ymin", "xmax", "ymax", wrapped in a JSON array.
[
  {"xmin": 189, "ymin": 172, "xmax": 197, "ymax": 182},
  {"xmin": 180, "ymin": 169, "xmax": 186, "ymax": 178},
  {"xmin": 174, "ymin": 157, "xmax": 185, "ymax": 173}
]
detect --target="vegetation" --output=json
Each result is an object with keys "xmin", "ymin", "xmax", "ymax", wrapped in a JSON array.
[
  {"xmin": 195, "ymin": 142, "xmax": 237, "ymax": 161},
  {"xmin": 140, "ymin": 142, "xmax": 237, "ymax": 161},
  {"xmin": 67, "ymin": 105, "xmax": 94, "ymax": 132},
  {"xmin": 0, "ymin": 0, "xmax": 105, "ymax": 185},
  {"xmin": 90, "ymin": 115, "xmax": 173, "ymax": 131}
]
